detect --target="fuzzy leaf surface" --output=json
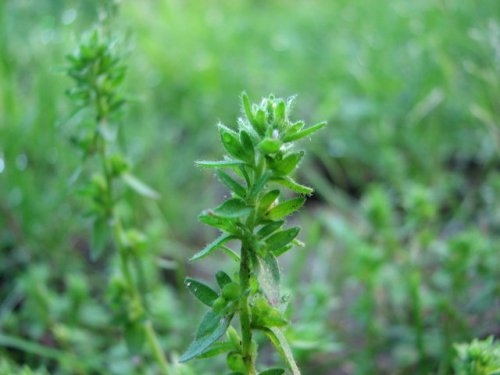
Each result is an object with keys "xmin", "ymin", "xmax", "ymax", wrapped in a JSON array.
[
  {"xmin": 180, "ymin": 311, "xmax": 233, "ymax": 362},
  {"xmin": 185, "ymin": 278, "xmax": 218, "ymax": 306},
  {"xmin": 272, "ymin": 177, "xmax": 313, "ymax": 195},
  {"xmin": 214, "ymin": 198, "xmax": 252, "ymax": 218},
  {"xmin": 266, "ymin": 197, "xmax": 305, "ymax": 220},
  {"xmin": 190, "ymin": 234, "xmax": 236, "ymax": 261},
  {"xmin": 217, "ymin": 170, "xmax": 246, "ymax": 198},
  {"xmin": 261, "ymin": 327, "xmax": 301, "ymax": 375},
  {"xmin": 265, "ymin": 227, "xmax": 300, "ymax": 253}
]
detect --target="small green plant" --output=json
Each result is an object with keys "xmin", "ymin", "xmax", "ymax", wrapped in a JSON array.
[
  {"xmin": 180, "ymin": 93, "xmax": 326, "ymax": 374},
  {"xmin": 66, "ymin": 30, "xmax": 171, "ymax": 374},
  {"xmin": 453, "ymin": 337, "xmax": 500, "ymax": 375}
]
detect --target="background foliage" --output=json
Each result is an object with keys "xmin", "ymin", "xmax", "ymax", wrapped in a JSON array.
[{"xmin": 0, "ymin": 0, "xmax": 499, "ymax": 374}]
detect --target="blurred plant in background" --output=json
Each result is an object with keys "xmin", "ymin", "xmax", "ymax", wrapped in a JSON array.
[{"xmin": 0, "ymin": 0, "xmax": 498, "ymax": 374}]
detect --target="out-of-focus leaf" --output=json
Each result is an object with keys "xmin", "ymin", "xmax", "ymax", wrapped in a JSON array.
[
  {"xmin": 91, "ymin": 217, "xmax": 109, "ymax": 260},
  {"xmin": 122, "ymin": 172, "xmax": 160, "ymax": 199}
]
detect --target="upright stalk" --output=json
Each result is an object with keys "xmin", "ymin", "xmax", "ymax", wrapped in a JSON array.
[
  {"xmin": 239, "ymin": 241, "xmax": 257, "ymax": 375},
  {"xmin": 180, "ymin": 93, "xmax": 326, "ymax": 374},
  {"xmin": 66, "ymin": 30, "xmax": 171, "ymax": 375}
]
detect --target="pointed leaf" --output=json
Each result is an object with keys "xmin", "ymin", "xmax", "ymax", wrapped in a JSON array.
[
  {"xmin": 198, "ymin": 211, "xmax": 239, "ymax": 234},
  {"xmin": 266, "ymin": 197, "xmax": 305, "ymax": 220},
  {"xmin": 122, "ymin": 173, "xmax": 160, "ymax": 199},
  {"xmin": 265, "ymin": 227, "xmax": 300, "ymax": 252},
  {"xmin": 219, "ymin": 125, "xmax": 249, "ymax": 161},
  {"xmin": 239, "ymin": 130, "xmax": 255, "ymax": 162},
  {"xmin": 283, "ymin": 121, "xmax": 326, "ymax": 142},
  {"xmin": 217, "ymin": 170, "xmax": 246, "ymax": 198},
  {"xmin": 242, "ymin": 93, "xmax": 265, "ymax": 135},
  {"xmin": 268, "ymin": 151, "xmax": 304, "ymax": 176},
  {"xmin": 272, "ymin": 177, "xmax": 313, "ymax": 195},
  {"xmin": 272, "ymin": 244, "xmax": 294, "ymax": 257},
  {"xmin": 260, "ymin": 327, "xmax": 301, "ymax": 375},
  {"xmin": 214, "ymin": 198, "xmax": 252, "ymax": 218},
  {"xmin": 190, "ymin": 234, "xmax": 236, "ymax": 261},
  {"xmin": 257, "ymin": 220, "xmax": 285, "ymax": 239},
  {"xmin": 216, "ymin": 271, "xmax": 232, "ymax": 289},
  {"xmin": 91, "ymin": 217, "xmax": 109, "ymax": 260},
  {"xmin": 185, "ymin": 278, "xmax": 218, "ymax": 306},
  {"xmin": 248, "ymin": 172, "xmax": 271, "ymax": 200},
  {"xmin": 198, "ymin": 342, "xmax": 235, "ymax": 359},
  {"xmin": 257, "ymin": 254, "xmax": 281, "ymax": 306},
  {"xmin": 259, "ymin": 189, "xmax": 280, "ymax": 213},
  {"xmin": 196, "ymin": 160, "xmax": 245, "ymax": 169},
  {"xmin": 180, "ymin": 312, "xmax": 233, "ymax": 362}
]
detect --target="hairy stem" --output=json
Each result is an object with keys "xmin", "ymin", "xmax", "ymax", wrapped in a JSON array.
[{"xmin": 240, "ymin": 240, "xmax": 257, "ymax": 375}]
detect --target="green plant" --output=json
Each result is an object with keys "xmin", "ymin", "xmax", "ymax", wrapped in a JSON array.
[
  {"xmin": 180, "ymin": 93, "xmax": 326, "ymax": 374},
  {"xmin": 66, "ymin": 30, "xmax": 171, "ymax": 374},
  {"xmin": 453, "ymin": 337, "xmax": 500, "ymax": 375}
]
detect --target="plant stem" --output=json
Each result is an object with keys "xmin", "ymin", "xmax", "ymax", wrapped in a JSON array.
[
  {"xmin": 240, "ymin": 240, "xmax": 257, "ymax": 375},
  {"xmin": 96, "ymin": 116, "xmax": 171, "ymax": 375},
  {"xmin": 144, "ymin": 319, "xmax": 171, "ymax": 375}
]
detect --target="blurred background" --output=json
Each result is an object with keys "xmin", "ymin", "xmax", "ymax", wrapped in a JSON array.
[{"xmin": 0, "ymin": 0, "xmax": 499, "ymax": 374}]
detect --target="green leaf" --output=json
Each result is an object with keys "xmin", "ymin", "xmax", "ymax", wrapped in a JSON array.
[
  {"xmin": 259, "ymin": 189, "xmax": 280, "ymax": 213},
  {"xmin": 272, "ymin": 176, "xmax": 313, "ymax": 194},
  {"xmin": 217, "ymin": 170, "xmax": 246, "ymax": 198},
  {"xmin": 185, "ymin": 278, "xmax": 218, "ymax": 306},
  {"xmin": 265, "ymin": 227, "xmax": 300, "ymax": 253},
  {"xmin": 258, "ymin": 138, "xmax": 282, "ymax": 154},
  {"xmin": 260, "ymin": 327, "xmax": 301, "ymax": 375},
  {"xmin": 257, "ymin": 254, "xmax": 281, "ymax": 306},
  {"xmin": 260, "ymin": 369, "xmax": 285, "ymax": 375},
  {"xmin": 214, "ymin": 198, "xmax": 252, "ymax": 218},
  {"xmin": 190, "ymin": 234, "xmax": 236, "ymax": 261},
  {"xmin": 239, "ymin": 130, "xmax": 255, "ymax": 163},
  {"xmin": 124, "ymin": 321, "xmax": 145, "ymax": 355},
  {"xmin": 252, "ymin": 296, "xmax": 287, "ymax": 328},
  {"xmin": 248, "ymin": 171, "xmax": 271, "ymax": 200},
  {"xmin": 197, "ymin": 342, "xmax": 234, "ymax": 359},
  {"xmin": 272, "ymin": 244, "xmax": 293, "ymax": 257},
  {"xmin": 198, "ymin": 211, "xmax": 240, "ymax": 234},
  {"xmin": 216, "ymin": 271, "xmax": 232, "ymax": 289},
  {"xmin": 283, "ymin": 121, "xmax": 326, "ymax": 142},
  {"xmin": 219, "ymin": 124, "xmax": 250, "ymax": 161},
  {"xmin": 91, "ymin": 217, "xmax": 109, "ymax": 260},
  {"xmin": 274, "ymin": 100, "xmax": 286, "ymax": 123},
  {"xmin": 257, "ymin": 220, "xmax": 285, "ymax": 239},
  {"xmin": 122, "ymin": 173, "xmax": 160, "ymax": 199},
  {"xmin": 196, "ymin": 160, "xmax": 245, "ymax": 169},
  {"xmin": 242, "ymin": 93, "xmax": 265, "ymax": 135},
  {"xmin": 268, "ymin": 151, "xmax": 304, "ymax": 176},
  {"xmin": 255, "ymin": 109, "xmax": 267, "ymax": 134},
  {"xmin": 266, "ymin": 197, "xmax": 305, "ymax": 220},
  {"xmin": 180, "ymin": 311, "xmax": 233, "ymax": 362}
]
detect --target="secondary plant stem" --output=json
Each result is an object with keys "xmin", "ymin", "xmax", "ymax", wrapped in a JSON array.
[{"xmin": 96, "ymin": 119, "xmax": 171, "ymax": 375}]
